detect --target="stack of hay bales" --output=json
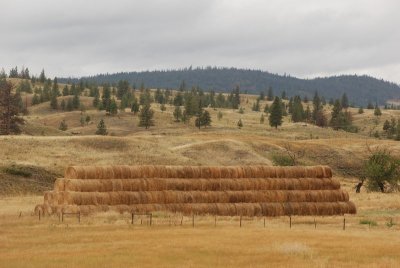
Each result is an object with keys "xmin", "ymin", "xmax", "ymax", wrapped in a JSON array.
[{"xmin": 35, "ymin": 165, "xmax": 356, "ymax": 216}]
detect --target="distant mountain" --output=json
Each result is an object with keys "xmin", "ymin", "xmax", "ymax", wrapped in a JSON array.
[{"xmin": 60, "ymin": 67, "xmax": 400, "ymax": 106}]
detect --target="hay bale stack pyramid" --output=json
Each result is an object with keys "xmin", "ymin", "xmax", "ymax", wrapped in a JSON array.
[{"xmin": 35, "ymin": 165, "xmax": 356, "ymax": 216}]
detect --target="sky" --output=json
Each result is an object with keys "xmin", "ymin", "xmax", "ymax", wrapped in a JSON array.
[{"xmin": 1, "ymin": 0, "xmax": 400, "ymax": 83}]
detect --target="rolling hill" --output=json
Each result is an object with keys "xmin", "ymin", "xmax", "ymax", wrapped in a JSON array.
[{"xmin": 60, "ymin": 67, "xmax": 400, "ymax": 106}]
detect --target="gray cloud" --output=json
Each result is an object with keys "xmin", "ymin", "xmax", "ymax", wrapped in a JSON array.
[{"xmin": 1, "ymin": 0, "xmax": 399, "ymax": 83}]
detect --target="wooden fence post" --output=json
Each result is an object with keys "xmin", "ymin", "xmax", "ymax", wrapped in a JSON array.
[
  {"xmin": 38, "ymin": 210, "xmax": 41, "ymax": 221},
  {"xmin": 314, "ymin": 218, "xmax": 317, "ymax": 229},
  {"xmin": 214, "ymin": 216, "xmax": 217, "ymax": 227},
  {"xmin": 343, "ymin": 217, "xmax": 346, "ymax": 230},
  {"xmin": 192, "ymin": 214, "xmax": 194, "ymax": 228},
  {"xmin": 62, "ymin": 212, "xmax": 64, "ymax": 222},
  {"xmin": 78, "ymin": 212, "xmax": 81, "ymax": 223},
  {"xmin": 289, "ymin": 216, "xmax": 292, "ymax": 229},
  {"xmin": 150, "ymin": 214, "xmax": 152, "ymax": 226},
  {"xmin": 264, "ymin": 217, "xmax": 265, "ymax": 228},
  {"xmin": 240, "ymin": 216, "xmax": 242, "ymax": 228},
  {"xmin": 180, "ymin": 216, "xmax": 183, "ymax": 226}
]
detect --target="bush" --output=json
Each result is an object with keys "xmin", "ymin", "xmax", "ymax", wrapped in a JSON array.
[
  {"xmin": 4, "ymin": 165, "xmax": 32, "ymax": 177},
  {"xmin": 359, "ymin": 219, "xmax": 377, "ymax": 226},
  {"xmin": 271, "ymin": 153, "xmax": 294, "ymax": 166}
]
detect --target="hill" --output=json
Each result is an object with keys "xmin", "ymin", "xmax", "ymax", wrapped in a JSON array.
[{"xmin": 60, "ymin": 67, "xmax": 400, "ymax": 106}]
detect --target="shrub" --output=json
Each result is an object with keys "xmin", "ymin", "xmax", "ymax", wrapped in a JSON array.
[{"xmin": 271, "ymin": 153, "xmax": 294, "ymax": 166}]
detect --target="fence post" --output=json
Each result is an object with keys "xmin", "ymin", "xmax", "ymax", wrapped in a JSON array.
[
  {"xmin": 264, "ymin": 217, "xmax": 265, "ymax": 228},
  {"xmin": 314, "ymin": 217, "xmax": 316, "ymax": 229},
  {"xmin": 181, "ymin": 216, "xmax": 183, "ymax": 226},
  {"xmin": 150, "ymin": 214, "xmax": 152, "ymax": 226},
  {"xmin": 214, "ymin": 216, "xmax": 217, "ymax": 227},
  {"xmin": 343, "ymin": 217, "xmax": 346, "ymax": 230},
  {"xmin": 289, "ymin": 216, "xmax": 292, "ymax": 229},
  {"xmin": 62, "ymin": 212, "xmax": 64, "ymax": 222},
  {"xmin": 78, "ymin": 212, "xmax": 81, "ymax": 223},
  {"xmin": 192, "ymin": 214, "xmax": 194, "ymax": 228},
  {"xmin": 240, "ymin": 216, "xmax": 242, "ymax": 228},
  {"xmin": 39, "ymin": 210, "xmax": 41, "ymax": 221}
]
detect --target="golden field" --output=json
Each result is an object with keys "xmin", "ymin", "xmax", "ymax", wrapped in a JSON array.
[{"xmin": 1, "ymin": 81, "xmax": 400, "ymax": 267}]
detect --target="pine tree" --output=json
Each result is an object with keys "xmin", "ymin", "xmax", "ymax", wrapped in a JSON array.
[
  {"xmin": 39, "ymin": 69, "xmax": 46, "ymax": 83},
  {"xmin": 96, "ymin": 119, "xmax": 108, "ymax": 135},
  {"xmin": 269, "ymin": 97, "xmax": 283, "ymax": 129},
  {"xmin": 109, "ymin": 98, "xmax": 118, "ymax": 116},
  {"xmin": 93, "ymin": 93, "xmax": 100, "ymax": 108},
  {"xmin": 62, "ymin": 85, "xmax": 69, "ymax": 96},
  {"xmin": 367, "ymin": 102, "xmax": 374, "ymax": 109},
  {"xmin": 264, "ymin": 104, "xmax": 269, "ymax": 113},
  {"xmin": 131, "ymin": 99, "xmax": 140, "ymax": 114},
  {"xmin": 31, "ymin": 93, "xmax": 40, "ymax": 105},
  {"xmin": 195, "ymin": 110, "xmax": 211, "ymax": 129},
  {"xmin": 0, "ymin": 79, "xmax": 24, "ymax": 134},
  {"xmin": 59, "ymin": 119, "xmax": 68, "ymax": 131},
  {"xmin": 358, "ymin": 107, "xmax": 364, "ymax": 114},
  {"xmin": 374, "ymin": 105, "xmax": 382, "ymax": 116},
  {"xmin": 312, "ymin": 91, "xmax": 322, "ymax": 123},
  {"xmin": 102, "ymin": 84, "xmax": 111, "ymax": 112},
  {"xmin": 267, "ymin": 87, "xmax": 274, "ymax": 101},
  {"xmin": 341, "ymin": 93, "xmax": 349, "ymax": 109},
  {"xmin": 291, "ymin": 96, "xmax": 305, "ymax": 122},
  {"xmin": 173, "ymin": 105, "xmax": 182, "ymax": 122},
  {"xmin": 260, "ymin": 114, "xmax": 265, "ymax": 124},
  {"xmin": 252, "ymin": 100, "xmax": 260, "ymax": 112},
  {"xmin": 50, "ymin": 94, "xmax": 58, "ymax": 109},
  {"xmin": 258, "ymin": 91, "xmax": 265, "ymax": 101},
  {"xmin": 72, "ymin": 93, "xmax": 80, "ymax": 109},
  {"xmin": 66, "ymin": 98, "xmax": 73, "ymax": 111},
  {"xmin": 138, "ymin": 104, "xmax": 155, "ymax": 129}
]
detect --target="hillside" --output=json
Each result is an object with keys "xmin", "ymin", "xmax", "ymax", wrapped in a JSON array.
[{"xmin": 60, "ymin": 67, "xmax": 400, "ymax": 106}]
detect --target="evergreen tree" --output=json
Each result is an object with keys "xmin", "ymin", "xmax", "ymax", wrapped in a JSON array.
[
  {"xmin": 195, "ymin": 110, "xmax": 212, "ymax": 129},
  {"xmin": 131, "ymin": 99, "xmax": 140, "ymax": 114},
  {"xmin": 258, "ymin": 91, "xmax": 265, "ymax": 101},
  {"xmin": 109, "ymin": 98, "xmax": 118, "ymax": 115},
  {"xmin": 312, "ymin": 91, "xmax": 322, "ymax": 122},
  {"xmin": 138, "ymin": 103, "xmax": 155, "ymax": 129},
  {"xmin": 267, "ymin": 86, "xmax": 274, "ymax": 101},
  {"xmin": 252, "ymin": 100, "xmax": 260, "ymax": 112},
  {"xmin": 102, "ymin": 83, "xmax": 111, "ymax": 112},
  {"xmin": 358, "ymin": 107, "xmax": 364, "ymax": 114},
  {"xmin": 50, "ymin": 94, "xmax": 58, "ymax": 109},
  {"xmin": 93, "ymin": 93, "xmax": 100, "ymax": 108},
  {"xmin": 173, "ymin": 92, "xmax": 184, "ymax": 106},
  {"xmin": 72, "ymin": 92, "xmax": 80, "ymax": 109},
  {"xmin": 303, "ymin": 95, "xmax": 309, "ymax": 103},
  {"xmin": 268, "ymin": 97, "xmax": 283, "ymax": 129},
  {"xmin": 39, "ymin": 69, "xmax": 46, "ymax": 83},
  {"xmin": 374, "ymin": 105, "xmax": 382, "ymax": 116},
  {"xmin": 95, "ymin": 119, "xmax": 108, "ymax": 135},
  {"xmin": 116, "ymin": 80, "xmax": 130, "ymax": 99},
  {"xmin": 367, "ymin": 102, "xmax": 374, "ymax": 109},
  {"xmin": 59, "ymin": 119, "xmax": 68, "ymax": 131},
  {"xmin": 341, "ymin": 93, "xmax": 349, "ymax": 109},
  {"xmin": 62, "ymin": 85, "xmax": 69, "ymax": 96},
  {"xmin": 281, "ymin": 90, "xmax": 287, "ymax": 100},
  {"xmin": 264, "ymin": 104, "xmax": 269, "ymax": 113},
  {"xmin": 31, "ymin": 93, "xmax": 40, "ymax": 105},
  {"xmin": 60, "ymin": 99, "xmax": 66, "ymax": 110},
  {"xmin": 173, "ymin": 105, "xmax": 182, "ymax": 122},
  {"xmin": 291, "ymin": 96, "xmax": 305, "ymax": 122},
  {"xmin": 232, "ymin": 86, "xmax": 240, "ymax": 109},
  {"xmin": 0, "ymin": 79, "xmax": 24, "ymax": 134}
]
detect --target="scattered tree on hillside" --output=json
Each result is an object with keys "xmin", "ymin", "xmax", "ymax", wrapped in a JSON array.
[
  {"xmin": 195, "ymin": 109, "xmax": 211, "ymax": 129},
  {"xmin": 260, "ymin": 113, "xmax": 265, "ymax": 124},
  {"xmin": 358, "ymin": 107, "xmax": 364, "ymax": 114},
  {"xmin": 374, "ymin": 105, "xmax": 382, "ymax": 116},
  {"xmin": 269, "ymin": 97, "xmax": 283, "ymax": 129},
  {"xmin": 138, "ymin": 103, "xmax": 154, "ymax": 129},
  {"xmin": 267, "ymin": 86, "xmax": 274, "ymax": 101},
  {"xmin": 109, "ymin": 98, "xmax": 118, "ymax": 116},
  {"xmin": 0, "ymin": 79, "xmax": 24, "ymax": 135},
  {"xmin": 173, "ymin": 105, "xmax": 182, "ymax": 122},
  {"xmin": 341, "ymin": 93, "xmax": 349, "ymax": 109},
  {"xmin": 96, "ymin": 119, "xmax": 108, "ymax": 135}
]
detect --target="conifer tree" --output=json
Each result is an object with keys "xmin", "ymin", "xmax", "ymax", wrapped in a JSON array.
[
  {"xmin": 173, "ymin": 105, "xmax": 182, "ymax": 122},
  {"xmin": 374, "ymin": 105, "xmax": 382, "ymax": 116},
  {"xmin": 62, "ymin": 85, "xmax": 69, "ymax": 96},
  {"xmin": 109, "ymin": 98, "xmax": 118, "ymax": 115},
  {"xmin": 72, "ymin": 92, "xmax": 80, "ymax": 110},
  {"xmin": 66, "ymin": 98, "xmax": 73, "ymax": 111},
  {"xmin": 131, "ymin": 99, "xmax": 139, "ymax": 114},
  {"xmin": 95, "ymin": 119, "xmax": 108, "ymax": 135},
  {"xmin": 260, "ymin": 113, "xmax": 265, "ymax": 124},
  {"xmin": 85, "ymin": 115, "xmax": 91, "ymax": 125},
  {"xmin": 50, "ymin": 93, "xmax": 58, "ymax": 109},
  {"xmin": 0, "ymin": 79, "xmax": 24, "ymax": 134},
  {"xmin": 341, "ymin": 93, "xmax": 349, "ymax": 109},
  {"xmin": 39, "ymin": 69, "xmax": 46, "ymax": 83},
  {"xmin": 31, "ymin": 93, "xmax": 40, "ymax": 105},
  {"xmin": 269, "ymin": 97, "xmax": 283, "ymax": 129},
  {"xmin": 267, "ymin": 86, "xmax": 274, "ymax": 101},
  {"xmin": 358, "ymin": 107, "xmax": 364, "ymax": 114},
  {"xmin": 138, "ymin": 103, "xmax": 155, "ymax": 129}
]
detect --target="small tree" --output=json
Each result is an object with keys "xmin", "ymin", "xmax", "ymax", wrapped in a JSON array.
[
  {"xmin": 374, "ymin": 105, "xmax": 382, "ymax": 116},
  {"xmin": 131, "ymin": 100, "xmax": 139, "ymax": 114},
  {"xmin": 363, "ymin": 146, "xmax": 399, "ymax": 192},
  {"xmin": 50, "ymin": 94, "xmax": 58, "ymax": 109},
  {"xmin": 160, "ymin": 104, "xmax": 166, "ymax": 112},
  {"xmin": 173, "ymin": 105, "xmax": 182, "ymax": 122},
  {"xmin": 269, "ymin": 97, "xmax": 283, "ymax": 129},
  {"xmin": 80, "ymin": 116, "xmax": 85, "ymax": 126},
  {"xmin": 59, "ymin": 119, "xmax": 68, "ymax": 131},
  {"xmin": 237, "ymin": 118, "xmax": 243, "ymax": 129},
  {"xmin": 96, "ymin": 119, "xmax": 108, "ymax": 135},
  {"xmin": 138, "ymin": 104, "xmax": 155, "ymax": 129},
  {"xmin": 195, "ymin": 110, "xmax": 211, "ymax": 129},
  {"xmin": 109, "ymin": 98, "xmax": 118, "ymax": 116},
  {"xmin": 358, "ymin": 107, "xmax": 364, "ymax": 114}
]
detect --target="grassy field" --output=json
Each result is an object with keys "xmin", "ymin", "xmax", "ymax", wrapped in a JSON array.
[{"xmin": 1, "ymin": 79, "xmax": 400, "ymax": 267}]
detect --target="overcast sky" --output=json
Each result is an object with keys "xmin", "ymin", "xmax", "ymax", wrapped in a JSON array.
[{"xmin": 1, "ymin": 0, "xmax": 399, "ymax": 83}]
